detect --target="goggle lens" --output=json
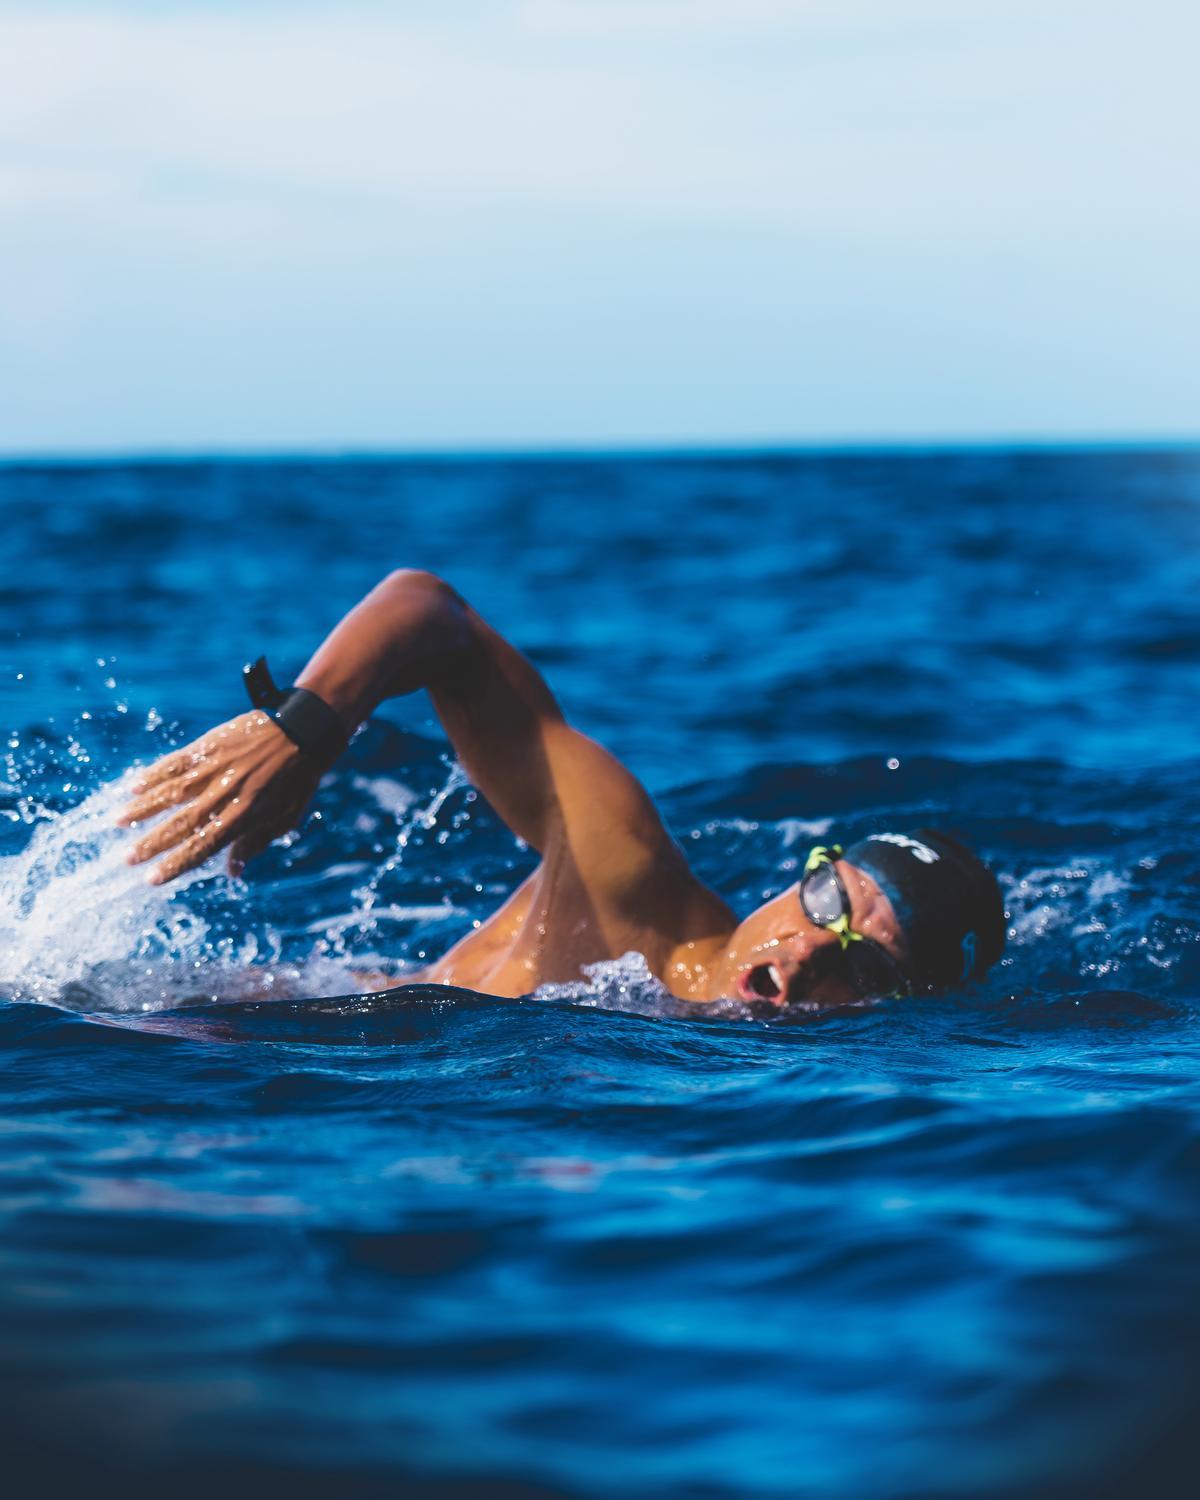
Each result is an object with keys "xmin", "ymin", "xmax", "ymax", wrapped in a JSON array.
[
  {"xmin": 799, "ymin": 862, "xmax": 846, "ymax": 926},
  {"xmin": 800, "ymin": 845, "xmax": 910, "ymax": 1001}
]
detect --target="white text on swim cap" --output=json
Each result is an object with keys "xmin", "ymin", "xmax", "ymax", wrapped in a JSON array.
[{"xmin": 871, "ymin": 833, "xmax": 939, "ymax": 864}]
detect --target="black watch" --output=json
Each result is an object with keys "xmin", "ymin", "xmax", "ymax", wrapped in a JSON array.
[{"xmin": 243, "ymin": 656, "xmax": 348, "ymax": 766}]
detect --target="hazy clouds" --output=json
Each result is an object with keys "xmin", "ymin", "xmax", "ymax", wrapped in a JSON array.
[{"xmin": 1, "ymin": 1, "xmax": 1196, "ymax": 451}]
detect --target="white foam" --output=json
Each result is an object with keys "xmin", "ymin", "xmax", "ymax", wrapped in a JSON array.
[
  {"xmin": 532, "ymin": 950, "xmax": 677, "ymax": 1015},
  {"xmin": 353, "ymin": 774, "xmax": 419, "ymax": 819},
  {"xmin": 777, "ymin": 816, "xmax": 833, "ymax": 847},
  {"xmin": 0, "ymin": 773, "xmax": 383, "ymax": 1011},
  {"xmin": 310, "ymin": 900, "xmax": 464, "ymax": 937},
  {"xmin": 0, "ymin": 773, "xmax": 218, "ymax": 1007},
  {"xmin": 530, "ymin": 949, "xmax": 779, "ymax": 1021},
  {"xmin": 1002, "ymin": 865, "xmax": 1097, "ymax": 947},
  {"xmin": 1088, "ymin": 870, "xmax": 1130, "ymax": 901}
]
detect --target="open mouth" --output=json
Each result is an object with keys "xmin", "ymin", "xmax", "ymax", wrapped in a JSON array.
[{"xmin": 738, "ymin": 963, "xmax": 785, "ymax": 1003}]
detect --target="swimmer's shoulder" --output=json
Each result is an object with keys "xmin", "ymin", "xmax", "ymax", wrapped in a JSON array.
[{"xmin": 596, "ymin": 825, "xmax": 736, "ymax": 939}]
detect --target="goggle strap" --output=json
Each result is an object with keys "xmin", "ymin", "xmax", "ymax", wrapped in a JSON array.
[
  {"xmin": 802, "ymin": 843, "xmax": 843, "ymax": 875},
  {"xmin": 827, "ymin": 912, "xmax": 864, "ymax": 951}
]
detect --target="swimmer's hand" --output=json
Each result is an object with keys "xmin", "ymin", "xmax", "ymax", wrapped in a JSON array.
[{"xmin": 117, "ymin": 711, "xmax": 323, "ymax": 885}]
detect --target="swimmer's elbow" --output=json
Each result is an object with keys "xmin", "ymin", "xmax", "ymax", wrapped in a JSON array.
[
  {"xmin": 372, "ymin": 570, "xmax": 474, "ymax": 646},
  {"xmin": 376, "ymin": 568, "xmax": 466, "ymax": 612},
  {"xmin": 359, "ymin": 570, "xmax": 479, "ymax": 697}
]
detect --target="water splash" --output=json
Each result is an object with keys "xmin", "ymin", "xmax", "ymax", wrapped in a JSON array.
[
  {"xmin": 310, "ymin": 761, "xmax": 470, "ymax": 964},
  {"xmin": 0, "ymin": 774, "xmax": 347, "ymax": 1011},
  {"xmin": 0, "ymin": 769, "xmax": 283, "ymax": 1011},
  {"xmin": 0, "ymin": 773, "xmax": 216, "ymax": 1007},
  {"xmin": 0, "ymin": 759, "xmax": 479, "ymax": 1013},
  {"xmin": 532, "ymin": 950, "xmax": 674, "ymax": 1015},
  {"xmin": 531, "ymin": 950, "xmax": 771, "ymax": 1022}
]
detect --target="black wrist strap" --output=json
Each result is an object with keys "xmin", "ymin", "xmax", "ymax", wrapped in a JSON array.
[{"xmin": 242, "ymin": 656, "xmax": 348, "ymax": 766}]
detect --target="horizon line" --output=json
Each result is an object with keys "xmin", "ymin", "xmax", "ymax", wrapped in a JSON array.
[{"xmin": 3, "ymin": 434, "xmax": 1200, "ymax": 466}]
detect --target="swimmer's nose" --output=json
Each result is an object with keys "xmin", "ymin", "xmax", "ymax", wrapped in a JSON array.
[
  {"xmin": 775, "ymin": 928, "xmax": 839, "ymax": 984},
  {"xmin": 789, "ymin": 923, "xmax": 842, "ymax": 960}
]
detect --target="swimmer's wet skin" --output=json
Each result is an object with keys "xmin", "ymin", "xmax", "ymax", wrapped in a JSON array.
[{"xmin": 118, "ymin": 569, "xmax": 1006, "ymax": 1007}]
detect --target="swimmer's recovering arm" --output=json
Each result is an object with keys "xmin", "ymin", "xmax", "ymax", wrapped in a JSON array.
[{"xmin": 120, "ymin": 570, "xmax": 682, "ymax": 890}]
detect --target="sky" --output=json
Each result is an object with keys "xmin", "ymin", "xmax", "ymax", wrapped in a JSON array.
[{"xmin": 0, "ymin": 0, "xmax": 1197, "ymax": 454}]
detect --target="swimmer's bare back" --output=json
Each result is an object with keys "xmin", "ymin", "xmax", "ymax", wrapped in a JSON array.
[{"xmin": 119, "ymin": 570, "xmax": 737, "ymax": 1001}]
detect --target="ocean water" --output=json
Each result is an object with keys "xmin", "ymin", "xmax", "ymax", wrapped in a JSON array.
[{"xmin": 2, "ymin": 448, "xmax": 1199, "ymax": 1498}]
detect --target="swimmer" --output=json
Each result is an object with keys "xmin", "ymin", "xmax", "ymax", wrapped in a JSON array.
[{"xmin": 117, "ymin": 570, "xmax": 1005, "ymax": 1007}]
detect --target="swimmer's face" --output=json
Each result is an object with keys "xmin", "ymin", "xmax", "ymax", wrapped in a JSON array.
[{"xmin": 709, "ymin": 859, "xmax": 910, "ymax": 1007}]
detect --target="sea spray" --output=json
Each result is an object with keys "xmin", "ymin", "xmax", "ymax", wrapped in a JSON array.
[
  {"xmin": 0, "ymin": 772, "xmax": 221, "ymax": 1007},
  {"xmin": 0, "ymin": 764, "xmax": 472, "ymax": 1012}
]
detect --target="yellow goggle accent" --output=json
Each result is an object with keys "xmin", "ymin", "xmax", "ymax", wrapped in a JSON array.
[
  {"xmin": 803, "ymin": 843, "xmax": 843, "ymax": 875},
  {"xmin": 825, "ymin": 911, "xmax": 865, "ymax": 952},
  {"xmin": 801, "ymin": 845, "xmax": 863, "ymax": 951},
  {"xmin": 800, "ymin": 842, "xmax": 911, "ymax": 997}
]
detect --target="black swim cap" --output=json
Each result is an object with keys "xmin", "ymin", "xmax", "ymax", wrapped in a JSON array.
[{"xmin": 840, "ymin": 828, "xmax": 1006, "ymax": 991}]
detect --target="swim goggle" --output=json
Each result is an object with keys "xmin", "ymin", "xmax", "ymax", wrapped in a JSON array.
[{"xmin": 800, "ymin": 845, "xmax": 912, "ymax": 1000}]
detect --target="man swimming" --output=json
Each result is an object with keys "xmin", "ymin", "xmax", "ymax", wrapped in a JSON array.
[{"xmin": 118, "ymin": 570, "xmax": 1005, "ymax": 1007}]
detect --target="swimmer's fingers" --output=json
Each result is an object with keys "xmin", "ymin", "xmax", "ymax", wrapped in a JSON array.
[
  {"xmin": 127, "ymin": 742, "xmax": 207, "ymax": 796},
  {"xmin": 125, "ymin": 712, "xmax": 275, "ymax": 799},
  {"xmin": 118, "ymin": 761, "xmax": 216, "ymax": 828},
  {"xmin": 147, "ymin": 814, "xmax": 241, "ymax": 887},
  {"xmin": 125, "ymin": 785, "xmax": 229, "ymax": 868},
  {"xmin": 122, "ymin": 713, "xmax": 320, "ymax": 884}
]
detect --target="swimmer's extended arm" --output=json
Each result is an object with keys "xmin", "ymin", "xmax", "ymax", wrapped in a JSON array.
[
  {"xmin": 120, "ymin": 570, "xmax": 680, "ymax": 890},
  {"xmin": 300, "ymin": 571, "xmax": 681, "ymax": 884}
]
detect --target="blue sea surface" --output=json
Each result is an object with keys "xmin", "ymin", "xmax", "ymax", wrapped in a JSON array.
[{"xmin": 2, "ymin": 449, "xmax": 1200, "ymax": 1497}]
